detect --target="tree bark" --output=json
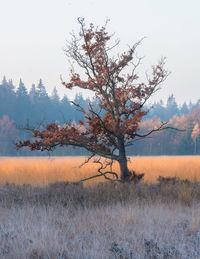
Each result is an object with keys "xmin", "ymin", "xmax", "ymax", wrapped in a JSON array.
[{"xmin": 118, "ymin": 137, "xmax": 130, "ymax": 181}]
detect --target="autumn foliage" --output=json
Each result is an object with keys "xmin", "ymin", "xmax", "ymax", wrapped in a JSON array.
[{"xmin": 17, "ymin": 18, "xmax": 169, "ymax": 181}]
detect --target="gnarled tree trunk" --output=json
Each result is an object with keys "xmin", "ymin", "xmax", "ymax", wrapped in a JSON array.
[{"xmin": 118, "ymin": 138, "xmax": 130, "ymax": 181}]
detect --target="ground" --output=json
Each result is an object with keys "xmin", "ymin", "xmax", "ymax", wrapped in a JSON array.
[{"xmin": 1, "ymin": 180, "xmax": 200, "ymax": 258}]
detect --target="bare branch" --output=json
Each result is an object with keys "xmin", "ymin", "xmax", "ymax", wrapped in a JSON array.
[
  {"xmin": 134, "ymin": 122, "xmax": 185, "ymax": 138},
  {"xmin": 78, "ymin": 153, "xmax": 95, "ymax": 168}
]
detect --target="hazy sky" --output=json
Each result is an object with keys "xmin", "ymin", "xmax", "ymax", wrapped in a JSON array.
[{"xmin": 0, "ymin": 0, "xmax": 199, "ymax": 103}]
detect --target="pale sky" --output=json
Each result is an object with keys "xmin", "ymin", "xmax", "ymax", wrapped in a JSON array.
[{"xmin": 0, "ymin": 0, "xmax": 199, "ymax": 103}]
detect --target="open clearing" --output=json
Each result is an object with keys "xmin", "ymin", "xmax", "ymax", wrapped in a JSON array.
[{"xmin": 0, "ymin": 156, "xmax": 200, "ymax": 185}]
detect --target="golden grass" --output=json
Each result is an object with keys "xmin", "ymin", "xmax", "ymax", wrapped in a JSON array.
[{"xmin": 0, "ymin": 156, "xmax": 200, "ymax": 185}]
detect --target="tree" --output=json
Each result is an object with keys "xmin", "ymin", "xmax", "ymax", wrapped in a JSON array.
[
  {"xmin": 60, "ymin": 95, "xmax": 73, "ymax": 122},
  {"xmin": 35, "ymin": 79, "xmax": 51, "ymax": 122},
  {"xmin": 51, "ymin": 87, "xmax": 60, "ymax": 103},
  {"xmin": 166, "ymin": 94, "xmax": 179, "ymax": 119},
  {"xmin": 0, "ymin": 76, "xmax": 16, "ymax": 119},
  {"xmin": 36, "ymin": 79, "xmax": 48, "ymax": 99},
  {"xmin": 192, "ymin": 123, "xmax": 200, "ymax": 154},
  {"xmin": 72, "ymin": 93, "xmax": 88, "ymax": 121},
  {"xmin": 16, "ymin": 79, "xmax": 28, "ymax": 98},
  {"xmin": 0, "ymin": 115, "xmax": 18, "ymax": 155},
  {"xmin": 17, "ymin": 18, "xmax": 170, "ymax": 182},
  {"xmin": 178, "ymin": 119, "xmax": 194, "ymax": 155},
  {"xmin": 29, "ymin": 84, "xmax": 37, "ymax": 104},
  {"xmin": 180, "ymin": 102, "xmax": 189, "ymax": 115},
  {"xmin": 50, "ymin": 87, "xmax": 61, "ymax": 123},
  {"xmin": 16, "ymin": 79, "xmax": 29, "ymax": 124},
  {"xmin": 147, "ymin": 100, "xmax": 166, "ymax": 120}
]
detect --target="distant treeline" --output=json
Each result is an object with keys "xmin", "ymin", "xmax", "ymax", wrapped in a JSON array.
[{"xmin": 0, "ymin": 76, "xmax": 200, "ymax": 156}]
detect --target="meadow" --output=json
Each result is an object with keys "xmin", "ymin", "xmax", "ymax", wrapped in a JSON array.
[
  {"xmin": 1, "ymin": 156, "xmax": 200, "ymax": 258},
  {"xmin": 1, "ymin": 179, "xmax": 200, "ymax": 258},
  {"xmin": 0, "ymin": 156, "xmax": 200, "ymax": 185}
]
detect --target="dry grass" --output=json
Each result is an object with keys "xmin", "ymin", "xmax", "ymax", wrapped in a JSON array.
[
  {"xmin": 1, "ymin": 181, "xmax": 200, "ymax": 258},
  {"xmin": 0, "ymin": 157, "xmax": 200, "ymax": 259},
  {"xmin": 1, "ymin": 156, "xmax": 200, "ymax": 257},
  {"xmin": 2, "ymin": 202, "xmax": 200, "ymax": 258},
  {"xmin": 0, "ymin": 156, "xmax": 200, "ymax": 185}
]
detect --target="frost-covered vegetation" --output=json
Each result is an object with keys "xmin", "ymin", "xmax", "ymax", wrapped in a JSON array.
[{"xmin": 1, "ymin": 180, "xmax": 200, "ymax": 258}]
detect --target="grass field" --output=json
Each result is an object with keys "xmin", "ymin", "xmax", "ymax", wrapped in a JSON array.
[
  {"xmin": 1, "ymin": 156, "xmax": 200, "ymax": 258},
  {"xmin": 1, "ymin": 180, "xmax": 200, "ymax": 258},
  {"xmin": 0, "ymin": 156, "xmax": 200, "ymax": 185}
]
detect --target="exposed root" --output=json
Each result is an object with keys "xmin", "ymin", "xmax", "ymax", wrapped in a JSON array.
[{"xmin": 76, "ymin": 157, "xmax": 145, "ymax": 184}]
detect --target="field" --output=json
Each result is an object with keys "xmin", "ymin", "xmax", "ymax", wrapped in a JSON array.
[
  {"xmin": 1, "ymin": 180, "xmax": 200, "ymax": 258},
  {"xmin": 0, "ymin": 156, "xmax": 200, "ymax": 185},
  {"xmin": 1, "ymin": 156, "xmax": 200, "ymax": 258}
]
